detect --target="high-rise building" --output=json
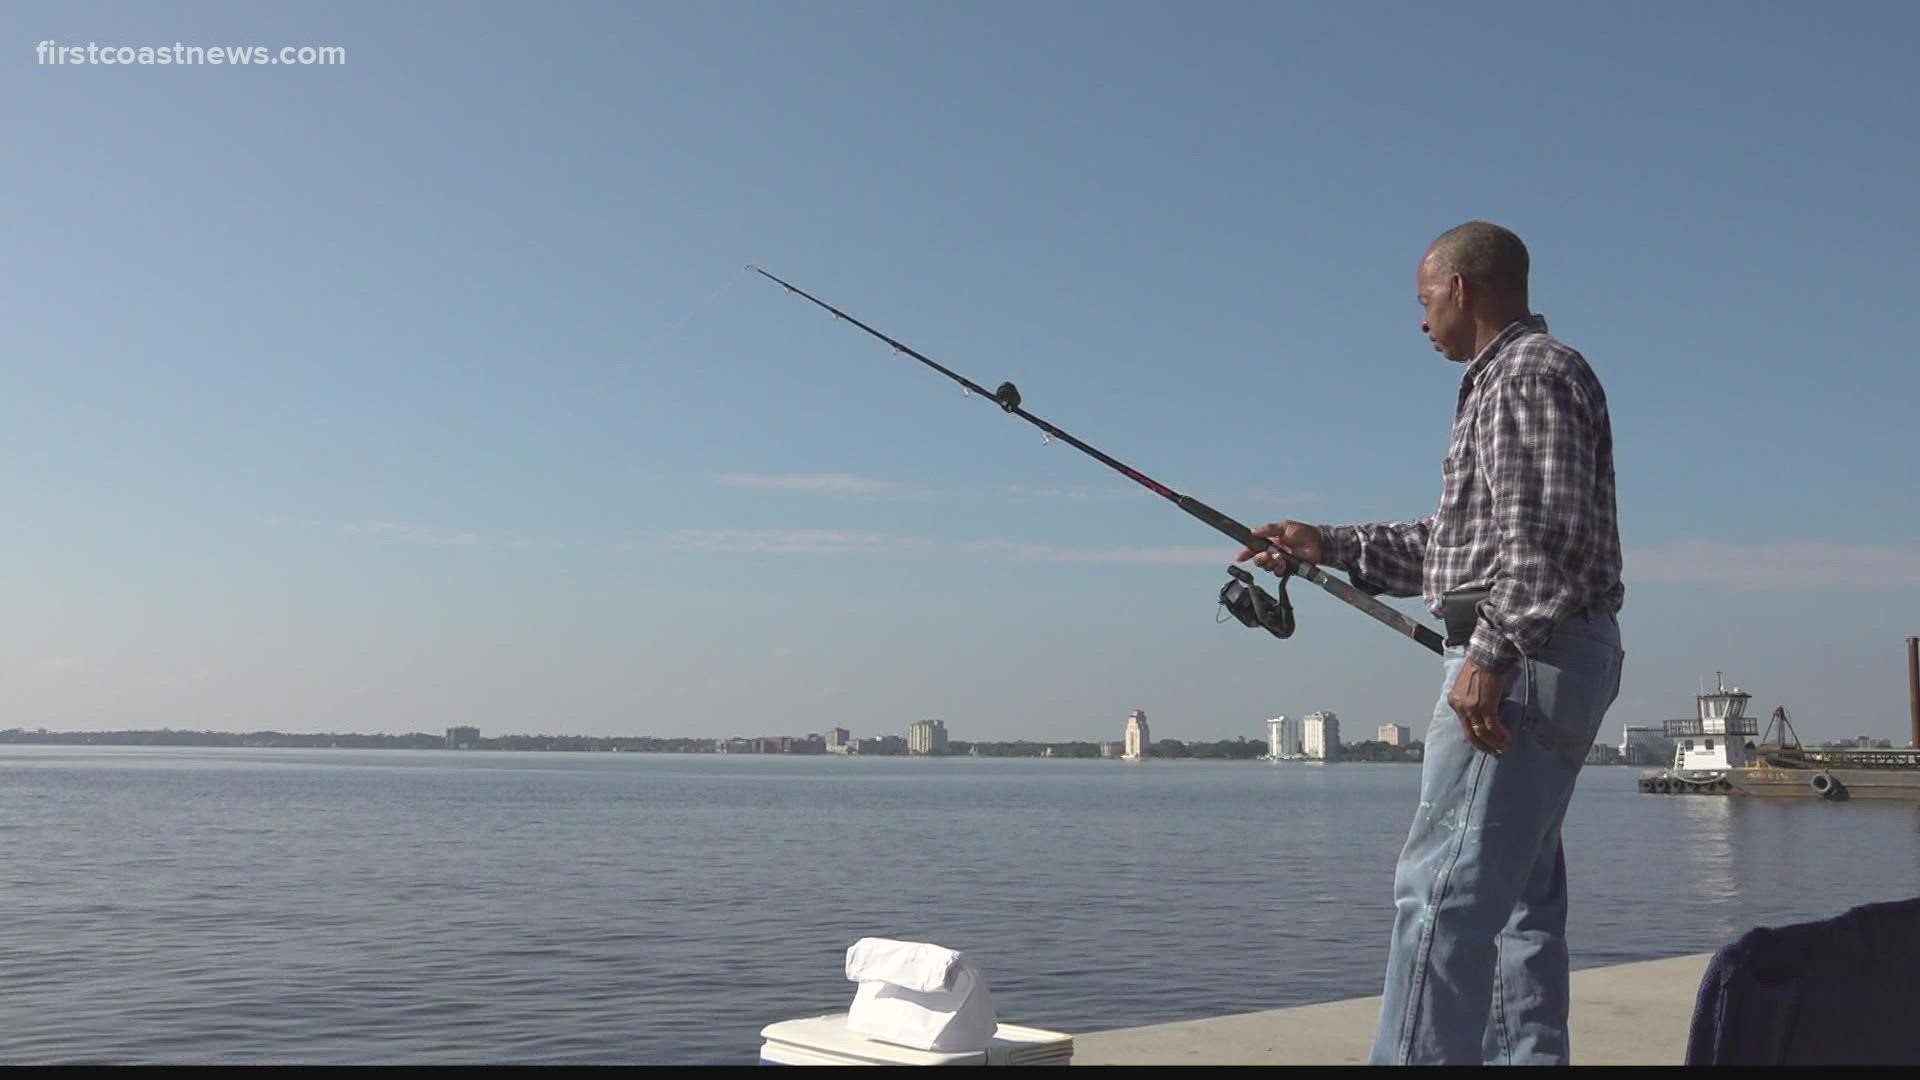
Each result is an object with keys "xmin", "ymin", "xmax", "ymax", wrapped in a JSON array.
[
  {"xmin": 908, "ymin": 719, "xmax": 948, "ymax": 756},
  {"xmin": 445, "ymin": 726, "xmax": 480, "ymax": 750},
  {"xmin": 1378, "ymin": 723, "xmax": 1411, "ymax": 747},
  {"xmin": 1267, "ymin": 715, "xmax": 1302, "ymax": 759},
  {"xmin": 826, "ymin": 727, "xmax": 852, "ymax": 754},
  {"xmin": 1303, "ymin": 711, "xmax": 1341, "ymax": 760},
  {"xmin": 1123, "ymin": 709, "xmax": 1150, "ymax": 761}
]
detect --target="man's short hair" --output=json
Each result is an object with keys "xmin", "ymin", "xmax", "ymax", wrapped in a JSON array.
[{"xmin": 1429, "ymin": 221, "xmax": 1529, "ymax": 302}]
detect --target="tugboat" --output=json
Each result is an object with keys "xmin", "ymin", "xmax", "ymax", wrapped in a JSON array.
[
  {"xmin": 1639, "ymin": 658, "xmax": 1920, "ymax": 801},
  {"xmin": 1636, "ymin": 672, "xmax": 1758, "ymax": 795}
]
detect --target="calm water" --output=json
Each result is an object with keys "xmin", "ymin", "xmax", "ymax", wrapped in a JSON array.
[{"xmin": 3, "ymin": 746, "xmax": 1917, "ymax": 1064}]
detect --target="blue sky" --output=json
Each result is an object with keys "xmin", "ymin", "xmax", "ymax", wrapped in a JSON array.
[{"xmin": 5, "ymin": 1, "xmax": 1917, "ymax": 744}]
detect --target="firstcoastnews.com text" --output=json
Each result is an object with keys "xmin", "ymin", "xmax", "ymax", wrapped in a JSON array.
[{"xmin": 36, "ymin": 41, "xmax": 346, "ymax": 66}]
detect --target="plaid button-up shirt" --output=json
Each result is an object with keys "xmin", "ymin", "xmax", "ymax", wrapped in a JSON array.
[{"xmin": 1319, "ymin": 315, "xmax": 1624, "ymax": 674}]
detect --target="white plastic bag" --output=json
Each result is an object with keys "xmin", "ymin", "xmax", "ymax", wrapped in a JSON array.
[{"xmin": 843, "ymin": 937, "xmax": 997, "ymax": 1052}]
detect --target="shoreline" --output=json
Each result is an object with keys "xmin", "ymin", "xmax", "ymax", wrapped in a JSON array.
[{"xmin": 0, "ymin": 733, "xmax": 1436, "ymax": 760}]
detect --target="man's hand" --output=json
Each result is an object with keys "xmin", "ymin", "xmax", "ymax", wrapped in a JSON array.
[
  {"xmin": 1448, "ymin": 658, "xmax": 1511, "ymax": 754},
  {"xmin": 1236, "ymin": 521, "xmax": 1324, "ymax": 573}
]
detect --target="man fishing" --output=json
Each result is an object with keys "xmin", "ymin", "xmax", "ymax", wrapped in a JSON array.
[{"xmin": 1238, "ymin": 221, "xmax": 1626, "ymax": 1066}]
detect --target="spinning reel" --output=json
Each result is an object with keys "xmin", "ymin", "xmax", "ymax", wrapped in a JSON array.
[{"xmin": 1218, "ymin": 563, "xmax": 1296, "ymax": 640}]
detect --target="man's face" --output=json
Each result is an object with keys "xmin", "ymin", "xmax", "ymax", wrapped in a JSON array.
[{"xmin": 1416, "ymin": 253, "xmax": 1472, "ymax": 362}]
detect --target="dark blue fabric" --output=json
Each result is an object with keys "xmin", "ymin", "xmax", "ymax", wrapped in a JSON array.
[{"xmin": 1687, "ymin": 896, "xmax": 1920, "ymax": 1065}]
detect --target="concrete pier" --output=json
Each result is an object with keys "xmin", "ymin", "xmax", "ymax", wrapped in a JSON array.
[{"xmin": 1071, "ymin": 952, "xmax": 1712, "ymax": 1065}]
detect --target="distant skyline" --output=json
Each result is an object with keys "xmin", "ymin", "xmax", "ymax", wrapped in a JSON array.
[
  {"xmin": 0, "ymin": 711, "xmax": 1317, "ymax": 746},
  {"xmin": 5, "ymin": 2, "xmax": 1917, "ymax": 745}
]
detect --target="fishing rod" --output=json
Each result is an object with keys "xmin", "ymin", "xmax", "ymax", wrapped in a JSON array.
[{"xmin": 748, "ymin": 265, "xmax": 1445, "ymax": 656}]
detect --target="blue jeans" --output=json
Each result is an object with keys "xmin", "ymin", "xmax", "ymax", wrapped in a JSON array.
[{"xmin": 1370, "ymin": 612, "xmax": 1624, "ymax": 1065}]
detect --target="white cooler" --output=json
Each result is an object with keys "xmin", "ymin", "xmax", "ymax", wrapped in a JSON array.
[{"xmin": 759, "ymin": 1012, "xmax": 1073, "ymax": 1066}]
